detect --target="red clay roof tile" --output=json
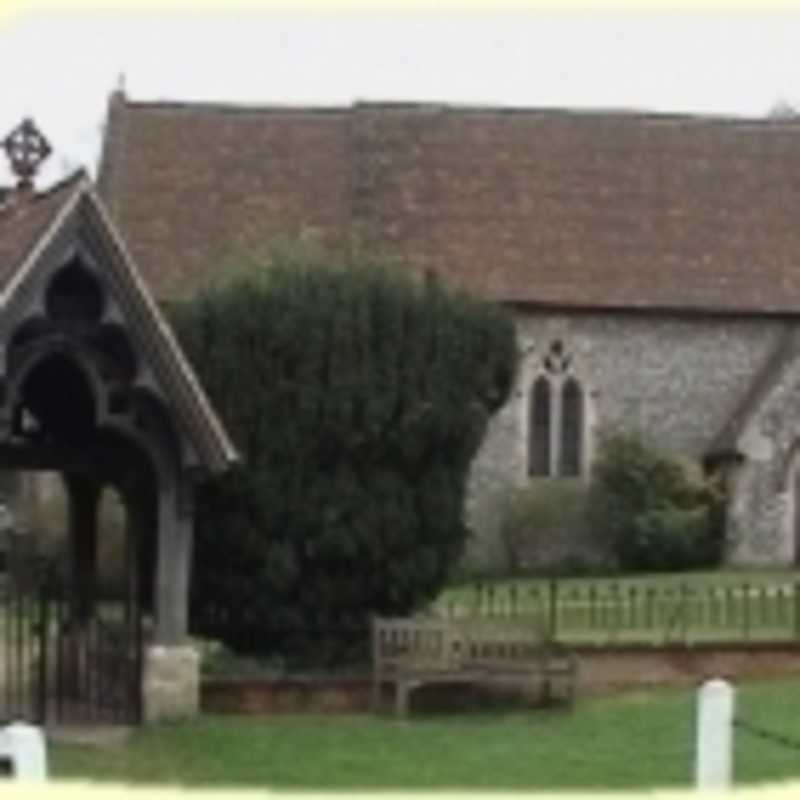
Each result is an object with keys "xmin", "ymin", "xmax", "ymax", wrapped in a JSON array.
[
  {"xmin": 98, "ymin": 96, "xmax": 800, "ymax": 314},
  {"xmin": 0, "ymin": 172, "xmax": 82, "ymax": 294}
]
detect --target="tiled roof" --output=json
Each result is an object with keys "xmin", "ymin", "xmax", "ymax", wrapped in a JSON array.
[
  {"xmin": 99, "ymin": 94, "xmax": 800, "ymax": 314},
  {"xmin": 98, "ymin": 96, "xmax": 351, "ymax": 300},
  {"xmin": 0, "ymin": 172, "xmax": 83, "ymax": 294}
]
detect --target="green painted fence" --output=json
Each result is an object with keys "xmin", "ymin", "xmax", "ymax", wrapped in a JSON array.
[{"xmin": 433, "ymin": 579, "xmax": 800, "ymax": 645}]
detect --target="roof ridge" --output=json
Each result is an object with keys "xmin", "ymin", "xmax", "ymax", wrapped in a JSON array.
[
  {"xmin": 122, "ymin": 98, "xmax": 350, "ymax": 115},
  {"xmin": 34, "ymin": 168, "xmax": 88, "ymax": 201},
  {"xmin": 115, "ymin": 94, "xmax": 800, "ymax": 128}
]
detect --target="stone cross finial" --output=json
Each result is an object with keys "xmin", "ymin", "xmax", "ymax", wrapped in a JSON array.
[{"xmin": 2, "ymin": 119, "xmax": 52, "ymax": 189}]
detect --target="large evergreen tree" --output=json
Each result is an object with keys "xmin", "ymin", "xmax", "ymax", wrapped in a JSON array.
[{"xmin": 170, "ymin": 238, "xmax": 517, "ymax": 664}]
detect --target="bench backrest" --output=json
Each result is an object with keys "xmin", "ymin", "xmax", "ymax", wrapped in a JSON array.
[
  {"xmin": 455, "ymin": 619, "xmax": 555, "ymax": 667},
  {"xmin": 373, "ymin": 617, "xmax": 463, "ymax": 673},
  {"xmin": 372, "ymin": 616, "xmax": 556, "ymax": 674}
]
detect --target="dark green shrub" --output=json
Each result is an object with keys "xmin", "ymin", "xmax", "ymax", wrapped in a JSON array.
[
  {"xmin": 629, "ymin": 507, "xmax": 714, "ymax": 572},
  {"xmin": 589, "ymin": 430, "xmax": 725, "ymax": 573},
  {"xmin": 170, "ymin": 237, "xmax": 517, "ymax": 664}
]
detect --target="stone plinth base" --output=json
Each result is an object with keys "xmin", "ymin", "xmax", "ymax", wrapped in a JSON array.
[{"xmin": 143, "ymin": 645, "xmax": 200, "ymax": 723}]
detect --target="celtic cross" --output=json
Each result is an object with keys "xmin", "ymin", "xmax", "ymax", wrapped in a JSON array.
[{"xmin": 2, "ymin": 119, "xmax": 52, "ymax": 188}]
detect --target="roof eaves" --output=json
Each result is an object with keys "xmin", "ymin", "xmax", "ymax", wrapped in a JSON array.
[
  {"xmin": 500, "ymin": 299, "xmax": 800, "ymax": 319},
  {"xmin": 83, "ymin": 184, "xmax": 239, "ymax": 473}
]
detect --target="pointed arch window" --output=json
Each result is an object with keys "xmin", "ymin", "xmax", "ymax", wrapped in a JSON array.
[
  {"xmin": 529, "ymin": 377, "xmax": 551, "ymax": 476},
  {"xmin": 560, "ymin": 377, "xmax": 583, "ymax": 477},
  {"xmin": 527, "ymin": 341, "xmax": 586, "ymax": 478}
]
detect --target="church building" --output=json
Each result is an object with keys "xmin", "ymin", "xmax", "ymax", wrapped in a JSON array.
[{"xmin": 97, "ymin": 90, "xmax": 800, "ymax": 571}]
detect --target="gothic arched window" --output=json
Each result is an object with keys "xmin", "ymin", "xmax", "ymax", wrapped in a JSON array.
[
  {"xmin": 527, "ymin": 341, "xmax": 586, "ymax": 478},
  {"xmin": 560, "ymin": 377, "xmax": 583, "ymax": 477},
  {"xmin": 529, "ymin": 376, "xmax": 551, "ymax": 476}
]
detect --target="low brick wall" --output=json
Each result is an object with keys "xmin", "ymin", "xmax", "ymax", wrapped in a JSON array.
[
  {"xmin": 574, "ymin": 642, "xmax": 800, "ymax": 695},
  {"xmin": 202, "ymin": 642, "xmax": 800, "ymax": 714},
  {"xmin": 203, "ymin": 675, "xmax": 374, "ymax": 714}
]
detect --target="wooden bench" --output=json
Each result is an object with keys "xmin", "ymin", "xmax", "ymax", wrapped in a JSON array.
[{"xmin": 371, "ymin": 615, "xmax": 577, "ymax": 716}]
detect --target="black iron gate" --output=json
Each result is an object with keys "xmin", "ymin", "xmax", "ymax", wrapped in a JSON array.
[{"xmin": 0, "ymin": 567, "xmax": 142, "ymax": 726}]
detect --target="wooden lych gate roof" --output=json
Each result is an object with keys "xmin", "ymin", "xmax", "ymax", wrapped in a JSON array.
[{"xmin": 0, "ymin": 169, "xmax": 238, "ymax": 475}]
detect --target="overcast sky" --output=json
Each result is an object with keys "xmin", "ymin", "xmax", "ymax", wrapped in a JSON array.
[{"xmin": 3, "ymin": 8, "xmax": 800, "ymax": 187}]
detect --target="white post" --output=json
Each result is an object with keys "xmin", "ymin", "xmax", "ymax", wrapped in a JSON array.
[
  {"xmin": 0, "ymin": 721, "xmax": 48, "ymax": 781},
  {"xmin": 695, "ymin": 678, "xmax": 735, "ymax": 791}
]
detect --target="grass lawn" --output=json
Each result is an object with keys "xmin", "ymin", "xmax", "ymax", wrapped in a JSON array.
[{"xmin": 52, "ymin": 677, "xmax": 800, "ymax": 791}]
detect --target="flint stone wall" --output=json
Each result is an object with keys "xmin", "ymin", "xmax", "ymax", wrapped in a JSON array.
[
  {"xmin": 728, "ymin": 330, "xmax": 800, "ymax": 564},
  {"xmin": 465, "ymin": 310, "xmax": 791, "ymax": 573}
]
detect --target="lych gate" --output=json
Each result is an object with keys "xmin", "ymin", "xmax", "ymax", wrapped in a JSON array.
[{"xmin": 0, "ymin": 120, "xmax": 237, "ymax": 725}]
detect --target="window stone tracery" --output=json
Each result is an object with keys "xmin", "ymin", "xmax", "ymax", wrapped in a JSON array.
[{"xmin": 527, "ymin": 340, "xmax": 586, "ymax": 478}]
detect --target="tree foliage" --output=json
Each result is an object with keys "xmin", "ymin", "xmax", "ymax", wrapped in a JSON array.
[
  {"xmin": 170, "ymin": 238, "xmax": 517, "ymax": 663},
  {"xmin": 588, "ymin": 429, "xmax": 725, "ymax": 573},
  {"xmin": 497, "ymin": 481, "xmax": 595, "ymax": 577}
]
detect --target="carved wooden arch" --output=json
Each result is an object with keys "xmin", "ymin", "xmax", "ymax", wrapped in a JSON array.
[
  {"xmin": 6, "ymin": 337, "xmax": 106, "ymax": 412},
  {"xmin": 4, "ymin": 316, "xmax": 182, "ymax": 454}
]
